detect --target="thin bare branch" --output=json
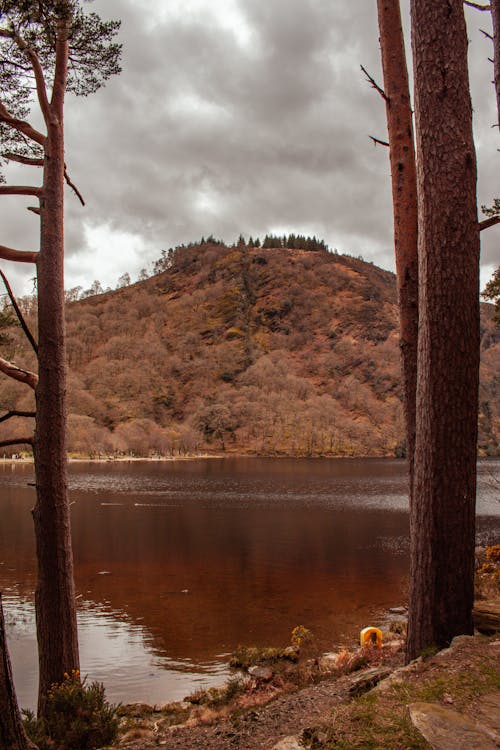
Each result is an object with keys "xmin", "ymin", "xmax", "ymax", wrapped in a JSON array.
[
  {"xmin": 479, "ymin": 215, "xmax": 500, "ymax": 230},
  {"xmin": 360, "ymin": 65, "xmax": 388, "ymax": 101},
  {"xmin": 480, "ymin": 28, "xmax": 494, "ymax": 40},
  {"xmin": 25, "ymin": 50, "xmax": 51, "ymax": 126},
  {"xmin": 0, "ymin": 185, "xmax": 42, "ymax": 197},
  {"xmin": 1, "ymin": 152, "xmax": 44, "ymax": 167},
  {"xmin": 0, "ymin": 245, "xmax": 38, "ymax": 264},
  {"xmin": 0, "ymin": 56, "xmax": 31, "ymax": 72},
  {"xmin": 0, "ymin": 269, "xmax": 38, "ymax": 354},
  {"xmin": 0, "ymin": 437, "xmax": 34, "ymax": 448},
  {"xmin": 0, "ymin": 410, "xmax": 36, "ymax": 424},
  {"xmin": 1, "ymin": 27, "xmax": 52, "ymax": 127},
  {"xmin": 27, "ymin": 206, "xmax": 41, "ymax": 216},
  {"xmin": 0, "ymin": 356, "xmax": 37, "ymax": 389},
  {"xmin": 369, "ymin": 135, "xmax": 390, "ymax": 147},
  {"xmin": 64, "ymin": 169, "xmax": 85, "ymax": 206},
  {"xmin": 0, "ymin": 100, "xmax": 46, "ymax": 148},
  {"xmin": 464, "ymin": 1, "xmax": 491, "ymax": 9}
]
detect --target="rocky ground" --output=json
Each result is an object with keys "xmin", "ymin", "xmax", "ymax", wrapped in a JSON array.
[{"xmin": 111, "ymin": 632, "xmax": 499, "ymax": 750}]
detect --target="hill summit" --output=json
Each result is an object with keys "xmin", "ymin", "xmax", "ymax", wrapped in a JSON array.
[{"xmin": 1, "ymin": 239, "xmax": 498, "ymax": 457}]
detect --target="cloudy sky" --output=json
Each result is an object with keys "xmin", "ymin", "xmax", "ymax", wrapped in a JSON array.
[{"xmin": 0, "ymin": 0, "xmax": 498, "ymax": 296}]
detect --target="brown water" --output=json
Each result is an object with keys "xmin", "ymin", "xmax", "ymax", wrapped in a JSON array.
[{"xmin": 1, "ymin": 457, "xmax": 498, "ymax": 709}]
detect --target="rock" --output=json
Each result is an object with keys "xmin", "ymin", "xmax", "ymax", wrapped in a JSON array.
[
  {"xmin": 373, "ymin": 658, "xmax": 422, "ymax": 693},
  {"xmin": 409, "ymin": 702, "xmax": 498, "ymax": 749},
  {"xmin": 270, "ymin": 736, "xmax": 303, "ymax": 750},
  {"xmin": 384, "ymin": 637, "xmax": 404, "ymax": 652},
  {"xmin": 283, "ymin": 645, "xmax": 300, "ymax": 661},
  {"xmin": 348, "ymin": 666, "xmax": 392, "ymax": 696},
  {"xmin": 473, "ymin": 601, "xmax": 500, "ymax": 633},
  {"xmin": 346, "ymin": 650, "xmax": 370, "ymax": 673},
  {"xmin": 248, "ymin": 665, "xmax": 273, "ymax": 681},
  {"xmin": 318, "ymin": 651, "xmax": 339, "ymax": 671},
  {"xmin": 119, "ymin": 728, "xmax": 156, "ymax": 744},
  {"xmin": 449, "ymin": 634, "xmax": 475, "ymax": 649},
  {"xmin": 474, "ymin": 692, "xmax": 500, "ymax": 736},
  {"xmin": 434, "ymin": 636, "xmax": 475, "ymax": 660}
]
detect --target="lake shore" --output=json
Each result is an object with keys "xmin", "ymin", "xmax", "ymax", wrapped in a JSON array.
[{"xmin": 112, "ymin": 632, "xmax": 500, "ymax": 750}]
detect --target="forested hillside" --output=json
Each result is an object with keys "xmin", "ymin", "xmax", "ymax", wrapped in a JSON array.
[{"xmin": 1, "ymin": 240, "xmax": 498, "ymax": 457}]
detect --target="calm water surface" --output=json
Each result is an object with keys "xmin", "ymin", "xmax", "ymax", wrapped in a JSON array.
[{"xmin": 1, "ymin": 457, "xmax": 498, "ymax": 709}]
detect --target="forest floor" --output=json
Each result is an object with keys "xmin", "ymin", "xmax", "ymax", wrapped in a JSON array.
[{"xmin": 112, "ymin": 632, "xmax": 499, "ymax": 750}]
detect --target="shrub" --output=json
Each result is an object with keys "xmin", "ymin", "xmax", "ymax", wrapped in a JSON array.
[
  {"xmin": 290, "ymin": 625, "xmax": 313, "ymax": 649},
  {"xmin": 23, "ymin": 671, "xmax": 119, "ymax": 750},
  {"xmin": 486, "ymin": 545, "xmax": 500, "ymax": 563}
]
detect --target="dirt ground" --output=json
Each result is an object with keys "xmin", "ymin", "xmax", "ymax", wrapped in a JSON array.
[{"xmin": 113, "ymin": 634, "xmax": 500, "ymax": 750}]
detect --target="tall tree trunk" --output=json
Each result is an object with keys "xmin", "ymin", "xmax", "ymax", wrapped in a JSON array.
[
  {"xmin": 32, "ymin": 22, "xmax": 79, "ymax": 716},
  {"xmin": 0, "ymin": 595, "xmax": 37, "ymax": 750},
  {"xmin": 376, "ymin": 0, "xmax": 418, "ymax": 498},
  {"xmin": 406, "ymin": 0, "xmax": 480, "ymax": 661},
  {"xmin": 492, "ymin": 0, "xmax": 500, "ymax": 127}
]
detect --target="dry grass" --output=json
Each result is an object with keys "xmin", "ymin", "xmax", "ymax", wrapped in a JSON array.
[{"xmin": 319, "ymin": 639, "xmax": 499, "ymax": 749}]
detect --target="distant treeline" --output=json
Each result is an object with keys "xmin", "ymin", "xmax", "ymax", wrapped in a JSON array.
[{"xmin": 153, "ymin": 234, "xmax": 330, "ymax": 275}]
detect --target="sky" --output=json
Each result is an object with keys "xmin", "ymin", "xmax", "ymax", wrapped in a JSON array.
[{"xmin": 0, "ymin": 0, "xmax": 498, "ymax": 297}]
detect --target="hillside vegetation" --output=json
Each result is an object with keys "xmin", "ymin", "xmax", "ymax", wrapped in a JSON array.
[{"xmin": 0, "ymin": 240, "xmax": 498, "ymax": 457}]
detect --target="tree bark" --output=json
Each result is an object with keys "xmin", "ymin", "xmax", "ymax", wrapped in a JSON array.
[
  {"xmin": 0, "ymin": 595, "xmax": 37, "ymax": 750},
  {"xmin": 376, "ymin": 0, "xmax": 418, "ymax": 497},
  {"xmin": 406, "ymin": 0, "xmax": 480, "ymax": 661},
  {"xmin": 32, "ymin": 20, "xmax": 79, "ymax": 716},
  {"xmin": 492, "ymin": 0, "xmax": 500, "ymax": 127}
]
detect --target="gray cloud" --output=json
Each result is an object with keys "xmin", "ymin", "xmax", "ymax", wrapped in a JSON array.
[{"xmin": 0, "ymin": 0, "xmax": 497, "ymax": 296}]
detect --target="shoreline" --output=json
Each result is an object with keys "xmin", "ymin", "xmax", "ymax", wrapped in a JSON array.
[{"xmin": 1, "ymin": 453, "xmax": 498, "ymax": 464}]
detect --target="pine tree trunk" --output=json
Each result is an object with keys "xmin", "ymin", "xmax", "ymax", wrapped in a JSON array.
[
  {"xmin": 0, "ymin": 595, "xmax": 37, "ymax": 750},
  {"xmin": 492, "ymin": 0, "xmax": 500, "ymax": 128},
  {"xmin": 376, "ymin": 0, "xmax": 418, "ymax": 496},
  {"xmin": 32, "ymin": 25, "xmax": 79, "ymax": 716},
  {"xmin": 406, "ymin": 0, "xmax": 480, "ymax": 661}
]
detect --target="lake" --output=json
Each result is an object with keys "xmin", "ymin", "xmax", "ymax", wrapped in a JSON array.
[{"xmin": 1, "ymin": 457, "xmax": 498, "ymax": 710}]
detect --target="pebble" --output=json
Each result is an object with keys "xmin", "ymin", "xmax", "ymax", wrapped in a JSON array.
[
  {"xmin": 248, "ymin": 665, "xmax": 273, "ymax": 681},
  {"xmin": 270, "ymin": 736, "xmax": 303, "ymax": 750}
]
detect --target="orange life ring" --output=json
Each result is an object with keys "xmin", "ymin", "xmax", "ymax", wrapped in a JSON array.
[{"xmin": 360, "ymin": 626, "xmax": 382, "ymax": 648}]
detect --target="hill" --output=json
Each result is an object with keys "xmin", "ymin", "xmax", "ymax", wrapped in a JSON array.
[{"xmin": 0, "ymin": 240, "xmax": 498, "ymax": 457}]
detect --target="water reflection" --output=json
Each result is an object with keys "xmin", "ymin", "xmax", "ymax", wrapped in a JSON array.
[{"xmin": 1, "ymin": 457, "xmax": 498, "ymax": 710}]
